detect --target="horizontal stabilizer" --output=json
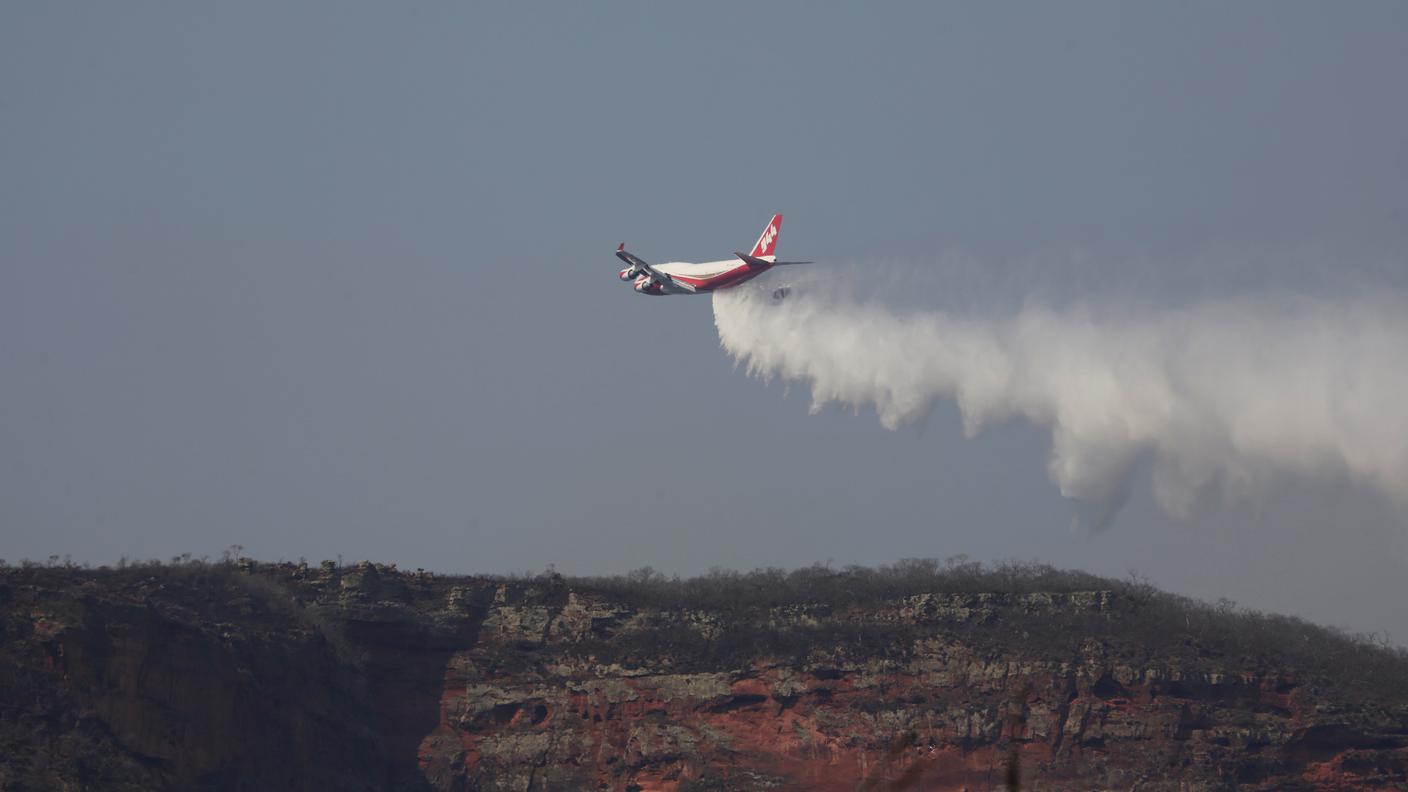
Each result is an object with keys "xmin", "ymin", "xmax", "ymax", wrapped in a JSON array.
[{"xmin": 735, "ymin": 251, "xmax": 811, "ymax": 267}]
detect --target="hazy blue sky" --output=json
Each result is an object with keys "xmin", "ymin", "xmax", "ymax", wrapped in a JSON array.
[{"xmin": 4, "ymin": 3, "xmax": 1407, "ymax": 636}]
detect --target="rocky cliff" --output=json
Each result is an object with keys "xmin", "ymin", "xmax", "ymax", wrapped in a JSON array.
[{"xmin": 2, "ymin": 560, "xmax": 1406, "ymax": 790}]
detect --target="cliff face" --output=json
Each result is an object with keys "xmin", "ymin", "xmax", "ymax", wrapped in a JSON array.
[
  {"xmin": 1, "ymin": 567, "xmax": 387, "ymax": 790},
  {"xmin": 2, "ymin": 562, "xmax": 1406, "ymax": 791}
]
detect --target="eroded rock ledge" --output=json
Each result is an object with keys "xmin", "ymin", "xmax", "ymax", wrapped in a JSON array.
[{"xmin": 2, "ymin": 560, "xmax": 1406, "ymax": 790}]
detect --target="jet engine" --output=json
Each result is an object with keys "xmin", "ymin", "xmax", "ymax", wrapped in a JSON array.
[{"xmin": 618, "ymin": 267, "xmax": 638, "ymax": 281}]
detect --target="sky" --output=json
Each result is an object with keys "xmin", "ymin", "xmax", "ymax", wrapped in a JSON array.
[{"xmin": 3, "ymin": 3, "xmax": 1407, "ymax": 638}]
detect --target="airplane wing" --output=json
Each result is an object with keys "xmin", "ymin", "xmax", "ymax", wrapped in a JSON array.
[
  {"xmin": 616, "ymin": 245, "xmax": 695, "ymax": 293},
  {"xmin": 615, "ymin": 245, "xmax": 652, "ymax": 273}
]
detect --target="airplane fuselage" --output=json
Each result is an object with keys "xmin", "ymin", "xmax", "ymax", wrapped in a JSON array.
[
  {"xmin": 616, "ymin": 214, "xmax": 800, "ymax": 296},
  {"xmin": 632, "ymin": 257, "xmax": 775, "ymax": 295}
]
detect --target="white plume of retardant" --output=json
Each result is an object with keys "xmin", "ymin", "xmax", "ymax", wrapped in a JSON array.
[{"xmin": 713, "ymin": 279, "xmax": 1408, "ymax": 523}]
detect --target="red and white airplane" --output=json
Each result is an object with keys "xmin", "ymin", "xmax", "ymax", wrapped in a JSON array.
[{"xmin": 616, "ymin": 214, "xmax": 809, "ymax": 295}]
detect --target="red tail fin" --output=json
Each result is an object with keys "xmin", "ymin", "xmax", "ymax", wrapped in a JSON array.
[{"xmin": 748, "ymin": 214, "xmax": 783, "ymax": 260}]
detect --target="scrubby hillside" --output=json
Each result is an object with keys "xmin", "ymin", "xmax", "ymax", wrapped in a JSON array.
[{"xmin": 2, "ymin": 558, "xmax": 1406, "ymax": 790}]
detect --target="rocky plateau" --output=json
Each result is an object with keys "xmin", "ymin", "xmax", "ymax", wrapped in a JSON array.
[{"xmin": 2, "ymin": 559, "xmax": 1406, "ymax": 790}]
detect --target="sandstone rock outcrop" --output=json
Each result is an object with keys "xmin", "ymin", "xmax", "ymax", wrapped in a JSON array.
[{"xmin": 2, "ymin": 562, "xmax": 1405, "ymax": 790}]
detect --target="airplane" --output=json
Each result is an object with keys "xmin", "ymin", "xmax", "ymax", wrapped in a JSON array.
[{"xmin": 616, "ymin": 214, "xmax": 810, "ymax": 296}]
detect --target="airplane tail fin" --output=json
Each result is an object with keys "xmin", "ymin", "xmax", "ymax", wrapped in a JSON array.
[{"xmin": 748, "ymin": 214, "xmax": 783, "ymax": 261}]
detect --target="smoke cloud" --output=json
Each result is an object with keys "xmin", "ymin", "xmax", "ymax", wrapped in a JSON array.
[{"xmin": 713, "ymin": 274, "xmax": 1408, "ymax": 526}]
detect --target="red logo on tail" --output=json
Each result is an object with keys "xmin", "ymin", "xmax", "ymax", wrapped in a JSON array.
[{"xmin": 750, "ymin": 214, "xmax": 783, "ymax": 258}]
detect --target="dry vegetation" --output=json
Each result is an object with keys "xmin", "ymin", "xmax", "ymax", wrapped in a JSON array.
[
  {"xmin": 563, "ymin": 557, "xmax": 1408, "ymax": 700},
  {"xmin": 6, "ymin": 554, "xmax": 1408, "ymax": 704}
]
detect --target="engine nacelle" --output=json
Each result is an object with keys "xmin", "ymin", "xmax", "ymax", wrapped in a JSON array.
[
  {"xmin": 618, "ymin": 267, "xmax": 637, "ymax": 281},
  {"xmin": 634, "ymin": 274, "xmax": 664, "ymax": 295}
]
